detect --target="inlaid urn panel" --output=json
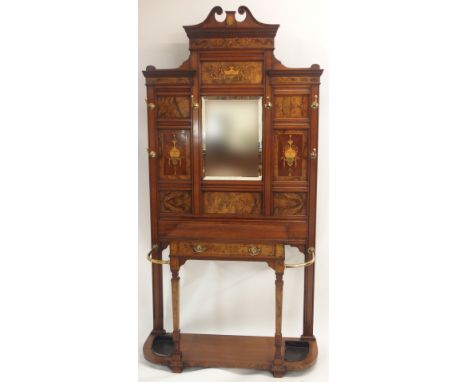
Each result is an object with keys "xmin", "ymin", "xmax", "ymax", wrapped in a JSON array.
[
  {"xmin": 274, "ymin": 95, "xmax": 309, "ymax": 119},
  {"xmin": 273, "ymin": 130, "xmax": 308, "ymax": 181},
  {"xmin": 158, "ymin": 130, "xmax": 191, "ymax": 180},
  {"xmin": 156, "ymin": 96, "xmax": 190, "ymax": 119},
  {"xmin": 273, "ymin": 192, "xmax": 307, "ymax": 216},
  {"xmin": 201, "ymin": 61, "xmax": 263, "ymax": 85},
  {"xmin": 160, "ymin": 191, "xmax": 191, "ymax": 214},
  {"xmin": 202, "ymin": 192, "xmax": 262, "ymax": 215}
]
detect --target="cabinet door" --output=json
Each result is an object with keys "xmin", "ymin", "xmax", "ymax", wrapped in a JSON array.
[
  {"xmin": 273, "ymin": 130, "xmax": 308, "ymax": 181},
  {"xmin": 158, "ymin": 130, "xmax": 191, "ymax": 180}
]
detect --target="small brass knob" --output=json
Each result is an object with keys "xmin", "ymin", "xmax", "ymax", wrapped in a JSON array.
[
  {"xmin": 248, "ymin": 246, "xmax": 261, "ymax": 256},
  {"xmin": 264, "ymin": 96, "xmax": 272, "ymax": 110}
]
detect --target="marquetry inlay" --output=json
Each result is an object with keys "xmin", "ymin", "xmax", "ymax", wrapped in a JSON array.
[
  {"xmin": 160, "ymin": 191, "xmax": 191, "ymax": 213},
  {"xmin": 201, "ymin": 62, "xmax": 263, "ymax": 85},
  {"xmin": 190, "ymin": 37, "xmax": 273, "ymax": 49},
  {"xmin": 273, "ymin": 193, "xmax": 307, "ymax": 216}
]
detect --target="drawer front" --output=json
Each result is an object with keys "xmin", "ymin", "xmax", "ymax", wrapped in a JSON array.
[{"xmin": 173, "ymin": 242, "xmax": 279, "ymax": 259}]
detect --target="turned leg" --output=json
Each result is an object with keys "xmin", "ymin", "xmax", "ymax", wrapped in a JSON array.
[
  {"xmin": 169, "ymin": 258, "xmax": 183, "ymax": 373},
  {"xmin": 272, "ymin": 264, "xmax": 286, "ymax": 378},
  {"xmin": 151, "ymin": 244, "xmax": 165, "ymax": 336},
  {"xmin": 302, "ymin": 247, "xmax": 315, "ymax": 341}
]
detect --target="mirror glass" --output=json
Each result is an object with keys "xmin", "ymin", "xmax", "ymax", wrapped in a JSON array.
[{"xmin": 202, "ymin": 96, "xmax": 262, "ymax": 180}]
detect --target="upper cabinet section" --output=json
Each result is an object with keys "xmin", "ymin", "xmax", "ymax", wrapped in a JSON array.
[
  {"xmin": 142, "ymin": 6, "xmax": 323, "ymax": 86},
  {"xmin": 142, "ymin": 6, "xmax": 324, "ymax": 220}
]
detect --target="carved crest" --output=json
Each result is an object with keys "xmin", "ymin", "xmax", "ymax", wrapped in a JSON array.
[{"xmin": 183, "ymin": 6, "xmax": 279, "ymax": 39}]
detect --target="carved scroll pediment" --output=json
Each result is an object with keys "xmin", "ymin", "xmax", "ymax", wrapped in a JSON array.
[{"xmin": 183, "ymin": 6, "xmax": 279, "ymax": 39}]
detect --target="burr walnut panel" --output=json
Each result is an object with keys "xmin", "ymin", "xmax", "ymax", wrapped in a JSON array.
[
  {"xmin": 270, "ymin": 77, "xmax": 316, "ymax": 85},
  {"xmin": 201, "ymin": 61, "xmax": 263, "ymax": 85},
  {"xmin": 273, "ymin": 193, "xmax": 307, "ymax": 216},
  {"xmin": 158, "ymin": 130, "xmax": 191, "ymax": 180},
  {"xmin": 156, "ymin": 96, "xmax": 190, "ymax": 119},
  {"xmin": 151, "ymin": 77, "xmax": 192, "ymax": 85},
  {"xmin": 274, "ymin": 95, "xmax": 309, "ymax": 119},
  {"xmin": 273, "ymin": 131, "xmax": 308, "ymax": 181},
  {"xmin": 202, "ymin": 192, "xmax": 262, "ymax": 215},
  {"xmin": 160, "ymin": 191, "xmax": 192, "ymax": 214}
]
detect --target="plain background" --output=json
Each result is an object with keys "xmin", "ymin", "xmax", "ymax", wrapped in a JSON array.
[
  {"xmin": 138, "ymin": 1, "xmax": 329, "ymax": 381},
  {"xmin": 1, "ymin": 0, "xmax": 468, "ymax": 381}
]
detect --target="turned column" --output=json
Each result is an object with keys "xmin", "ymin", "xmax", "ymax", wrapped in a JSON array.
[
  {"xmin": 271, "ymin": 258, "xmax": 286, "ymax": 378},
  {"xmin": 169, "ymin": 257, "xmax": 183, "ymax": 373}
]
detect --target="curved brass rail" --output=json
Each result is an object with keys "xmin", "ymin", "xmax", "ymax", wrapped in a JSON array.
[
  {"xmin": 146, "ymin": 245, "xmax": 169, "ymax": 265},
  {"xmin": 285, "ymin": 247, "xmax": 316, "ymax": 269}
]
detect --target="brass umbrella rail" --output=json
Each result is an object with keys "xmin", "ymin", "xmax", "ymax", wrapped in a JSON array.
[
  {"xmin": 146, "ymin": 245, "xmax": 169, "ymax": 265},
  {"xmin": 285, "ymin": 247, "xmax": 315, "ymax": 269},
  {"xmin": 146, "ymin": 245, "xmax": 316, "ymax": 268}
]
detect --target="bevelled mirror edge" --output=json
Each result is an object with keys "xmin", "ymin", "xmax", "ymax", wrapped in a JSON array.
[{"xmin": 201, "ymin": 96, "xmax": 263, "ymax": 181}]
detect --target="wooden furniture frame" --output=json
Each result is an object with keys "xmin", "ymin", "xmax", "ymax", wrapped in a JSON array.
[{"xmin": 142, "ymin": 6, "xmax": 323, "ymax": 377}]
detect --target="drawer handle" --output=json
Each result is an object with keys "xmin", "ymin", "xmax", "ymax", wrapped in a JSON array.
[
  {"xmin": 248, "ymin": 246, "xmax": 261, "ymax": 256},
  {"xmin": 147, "ymin": 244, "xmax": 169, "ymax": 265},
  {"xmin": 285, "ymin": 247, "xmax": 316, "ymax": 269},
  {"xmin": 192, "ymin": 244, "xmax": 207, "ymax": 253}
]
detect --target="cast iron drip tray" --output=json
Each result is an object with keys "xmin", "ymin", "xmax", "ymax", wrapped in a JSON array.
[
  {"xmin": 284, "ymin": 340, "xmax": 310, "ymax": 362},
  {"xmin": 151, "ymin": 335, "xmax": 174, "ymax": 357}
]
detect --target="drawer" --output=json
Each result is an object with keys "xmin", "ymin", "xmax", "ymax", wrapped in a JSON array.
[{"xmin": 171, "ymin": 242, "xmax": 283, "ymax": 259}]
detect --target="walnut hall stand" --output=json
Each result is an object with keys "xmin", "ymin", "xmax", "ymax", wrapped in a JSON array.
[{"xmin": 142, "ymin": 6, "xmax": 323, "ymax": 378}]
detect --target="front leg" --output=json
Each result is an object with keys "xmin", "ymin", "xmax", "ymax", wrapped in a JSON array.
[
  {"xmin": 271, "ymin": 258, "xmax": 286, "ymax": 377},
  {"xmin": 169, "ymin": 257, "xmax": 183, "ymax": 373}
]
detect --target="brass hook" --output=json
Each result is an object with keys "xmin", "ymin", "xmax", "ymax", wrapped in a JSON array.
[{"xmin": 311, "ymin": 94, "xmax": 319, "ymax": 109}]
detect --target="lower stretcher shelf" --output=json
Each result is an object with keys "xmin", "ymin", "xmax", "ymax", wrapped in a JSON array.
[{"xmin": 143, "ymin": 332, "xmax": 318, "ymax": 372}]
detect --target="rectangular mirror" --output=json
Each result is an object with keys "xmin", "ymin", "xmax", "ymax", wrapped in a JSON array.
[{"xmin": 202, "ymin": 96, "xmax": 262, "ymax": 180}]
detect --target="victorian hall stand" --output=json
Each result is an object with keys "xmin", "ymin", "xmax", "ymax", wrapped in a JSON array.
[{"xmin": 142, "ymin": 6, "xmax": 323, "ymax": 378}]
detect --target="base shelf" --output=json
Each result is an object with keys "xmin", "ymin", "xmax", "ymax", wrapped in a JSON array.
[{"xmin": 143, "ymin": 332, "xmax": 317, "ymax": 377}]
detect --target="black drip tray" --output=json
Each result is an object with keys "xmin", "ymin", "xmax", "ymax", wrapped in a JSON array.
[
  {"xmin": 151, "ymin": 335, "xmax": 174, "ymax": 357},
  {"xmin": 284, "ymin": 340, "xmax": 310, "ymax": 362}
]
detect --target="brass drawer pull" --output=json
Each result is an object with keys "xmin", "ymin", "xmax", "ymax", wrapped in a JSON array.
[
  {"xmin": 192, "ymin": 244, "xmax": 207, "ymax": 253},
  {"xmin": 285, "ymin": 247, "xmax": 316, "ymax": 269},
  {"xmin": 264, "ymin": 96, "xmax": 272, "ymax": 110},
  {"xmin": 147, "ymin": 244, "xmax": 169, "ymax": 265},
  {"xmin": 248, "ymin": 246, "xmax": 261, "ymax": 256}
]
